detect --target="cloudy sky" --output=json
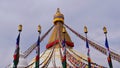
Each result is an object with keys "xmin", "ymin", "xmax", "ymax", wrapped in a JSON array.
[{"xmin": 0, "ymin": 0, "xmax": 120, "ymax": 67}]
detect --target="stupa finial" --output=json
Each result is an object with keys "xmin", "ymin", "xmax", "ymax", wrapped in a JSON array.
[
  {"xmin": 53, "ymin": 8, "xmax": 64, "ymax": 24},
  {"xmin": 56, "ymin": 8, "xmax": 60, "ymax": 14}
]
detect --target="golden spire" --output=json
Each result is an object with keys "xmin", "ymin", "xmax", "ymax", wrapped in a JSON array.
[
  {"xmin": 56, "ymin": 8, "xmax": 61, "ymax": 14},
  {"xmin": 53, "ymin": 8, "xmax": 64, "ymax": 24}
]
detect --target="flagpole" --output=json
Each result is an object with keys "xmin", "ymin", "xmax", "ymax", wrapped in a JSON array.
[
  {"xmin": 13, "ymin": 24, "xmax": 22, "ymax": 68},
  {"xmin": 84, "ymin": 26, "xmax": 91, "ymax": 68},
  {"xmin": 38, "ymin": 25, "xmax": 41, "ymax": 68},
  {"xmin": 103, "ymin": 27, "xmax": 113, "ymax": 68},
  {"xmin": 62, "ymin": 27, "xmax": 67, "ymax": 68},
  {"xmin": 35, "ymin": 25, "xmax": 41, "ymax": 68}
]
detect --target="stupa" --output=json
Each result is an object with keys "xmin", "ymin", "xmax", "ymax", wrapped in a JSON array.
[{"xmin": 28, "ymin": 8, "xmax": 104, "ymax": 68}]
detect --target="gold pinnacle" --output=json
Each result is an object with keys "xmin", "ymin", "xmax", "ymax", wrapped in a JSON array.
[
  {"xmin": 84, "ymin": 26, "xmax": 88, "ymax": 33},
  {"xmin": 18, "ymin": 24, "xmax": 22, "ymax": 32}
]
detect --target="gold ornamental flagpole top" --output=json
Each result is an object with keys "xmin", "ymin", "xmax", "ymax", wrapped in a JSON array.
[
  {"xmin": 38, "ymin": 25, "xmax": 41, "ymax": 33},
  {"xmin": 62, "ymin": 27, "xmax": 66, "ymax": 33},
  {"xmin": 84, "ymin": 26, "xmax": 88, "ymax": 33},
  {"xmin": 103, "ymin": 26, "xmax": 107, "ymax": 34},
  {"xmin": 18, "ymin": 24, "xmax": 22, "ymax": 32}
]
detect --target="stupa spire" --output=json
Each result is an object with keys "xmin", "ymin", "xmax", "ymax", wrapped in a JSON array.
[
  {"xmin": 53, "ymin": 8, "xmax": 64, "ymax": 24},
  {"xmin": 46, "ymin": 8, "xmax": 74, "ymax": 49},
  {"xmin": 56, "ymin": 8, "xmax": 60, "ymax": 14}
]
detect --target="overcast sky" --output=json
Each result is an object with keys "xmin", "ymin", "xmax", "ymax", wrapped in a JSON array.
[{"xmin": 0, "ymin": 0, "xmax": 120, "ymax": 67}]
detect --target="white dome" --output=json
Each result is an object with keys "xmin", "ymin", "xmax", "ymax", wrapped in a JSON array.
[{"xmin": 9, "ymin": 53, "xmax": 28, "ymax": 68}]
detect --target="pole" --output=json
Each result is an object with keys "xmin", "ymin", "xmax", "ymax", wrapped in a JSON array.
[
  {"xmin": 84, "ymin": 26, "xmax": 91, "ymax": 68},
  {"xmin": 35, "ymin": 25, "xmax": 41, "ymax": 68},
  {"xmin": 103, "ymin": 27, "xmax": 113, "ymax": 68}
]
